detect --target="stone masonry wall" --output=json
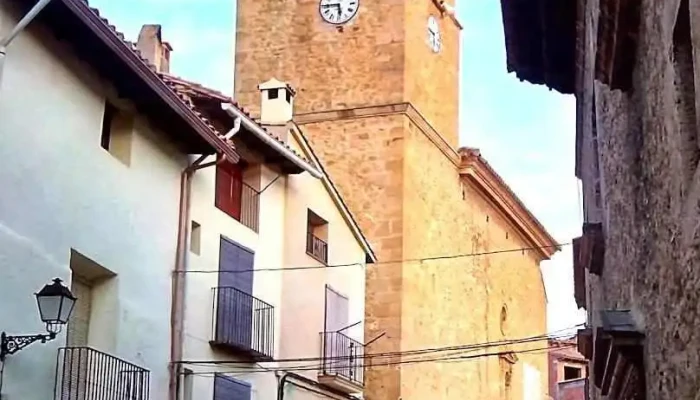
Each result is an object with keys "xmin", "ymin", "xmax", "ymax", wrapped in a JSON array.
[
  {"xmin": 580, "ymin": 0, "xmax": 700, "ymax": 398},
  {"xmin": 299, "ymin": 113, "xmax": 549, "ymax": 400}
]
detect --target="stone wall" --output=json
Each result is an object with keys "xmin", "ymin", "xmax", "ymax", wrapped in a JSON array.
[
  {"xmin": 298, "ymin": 112, "xmax": 549, "ymax": 400},
  {"xmin": 579, "ymin": 0, "xmax": 700, "ymax": 398}
]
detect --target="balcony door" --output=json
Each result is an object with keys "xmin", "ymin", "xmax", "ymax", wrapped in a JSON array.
[
  {"xmin": 324, "ymin": 286, "xmax": 350, "ymax": 375},
  {"xmin": 216, "ymin": 237, "xmax": 255, "ymax": 349}
]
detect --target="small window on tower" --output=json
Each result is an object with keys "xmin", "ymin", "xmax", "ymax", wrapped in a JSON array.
[
  {"xmin": 268, "ymin": 89, "xmax": 279, "ymax": 100},
  {"xmin": 285, "ymin": 89, "xmax": 292, "ymax": 103}
]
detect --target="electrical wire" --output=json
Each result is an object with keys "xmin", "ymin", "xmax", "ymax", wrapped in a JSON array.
[
  {"xmin": 178, "ymin": 324, "xmax": 582, "ymax": 366},
  {"xmin": 182, "ymin": 344, "xmax": 576, "ymax": 377},
  {"xmin": 181, "ymin": 242, "xmax": 571, "ymax": 274}
]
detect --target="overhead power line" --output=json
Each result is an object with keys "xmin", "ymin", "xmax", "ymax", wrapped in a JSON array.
[
  {"xmin": 181, "ymin": 343, "xmax": 576, "ymax": 377},
  {"xmin": 178, "ymin": 324, "xmax": 582, "ymax": 366},
  {"xmin": 181, "ymin": 242, "xmax": 571, "ymax": 274}
]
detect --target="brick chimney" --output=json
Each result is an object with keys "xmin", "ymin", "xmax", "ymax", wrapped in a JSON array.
[
  {"xmin": 258, "ymin": 78, "xmax": 296, "ymax": 126},
  {"xmin": 136, "ymin": 24, "xmax": 172, "ymax": 73}
]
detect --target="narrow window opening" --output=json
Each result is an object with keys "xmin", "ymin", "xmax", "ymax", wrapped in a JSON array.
[
  {"xmin": 673, "ymin": 0, "xmax": 699, "ymax": 193},
  {"xmin": 564, "ymin": 366, "xmax": 583, "ymax": 381},
  {"xmin": 100, "ymin": 101, "xmax": 133, "ymax": 166},
  {"xmin": 268, "ymin": 89, "xmax": 279, "ymax": 100},
  {"xmin": 285, "ymin": 89, "xmax": 292, "ymax": 103},
  {"xmin": 190, "ymin": 221, "xmax": 201, "ymax": 255},
  {"xmin": 100, "ymin": 102, "xmax": 115, "ymax": 151},
  {"xmin": 307, "ymin": 210, "xmax": 329, "ymax": 264}
]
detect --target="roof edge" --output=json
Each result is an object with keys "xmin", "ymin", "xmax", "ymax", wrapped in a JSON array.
[
  {"xmin": 290, "ymin": 123, "xmax": 378, "ymax": 263},
  {"xmin": 458, "ymin": 147, "xmax": 560, "ymax": 260}
]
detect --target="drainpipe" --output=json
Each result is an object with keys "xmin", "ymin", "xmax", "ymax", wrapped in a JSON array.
[
  {"xmin": 0, "ymin": 0, "xmax": 53, "ymax": 90},
  {"xmin": 277, "ymin": 372, "xmax": 357, "ymax": 400},
  {"xmin": 168, "ymin": 144, "xmax": 239, "ymax": 399}
]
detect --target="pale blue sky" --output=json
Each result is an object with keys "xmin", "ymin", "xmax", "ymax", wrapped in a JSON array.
[{"xmin": 88, "ymin": 0, "xmax": 585, "ymax": 333}]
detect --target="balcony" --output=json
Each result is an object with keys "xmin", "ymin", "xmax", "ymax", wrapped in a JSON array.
[
  {"xmin": 210, "ymin": 286, "xmax": 274, "ymax": 361},
  {"xmin": 54, "ymin": 347, "xmax": 150, "ymax": 400},
  {"xmin": 318, "ymin": 332, "xmax": 364, "ymax": 393},
  {"xmin": 306, "ymin": 232, "xmax": 328, "ymax": 264}
]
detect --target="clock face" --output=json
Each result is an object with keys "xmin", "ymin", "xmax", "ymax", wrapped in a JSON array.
[
  {"xmin": 427, "ymin": 16, "xmax": 442, "ymax": 53},
  {"xmin": 319, "ymin": 0, "xmax": 359, "ymax": 25}
]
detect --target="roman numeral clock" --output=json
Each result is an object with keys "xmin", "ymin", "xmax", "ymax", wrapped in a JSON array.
[{"xmin": 319, "ymin": 0, "xmax": 359, "ymax": 25}]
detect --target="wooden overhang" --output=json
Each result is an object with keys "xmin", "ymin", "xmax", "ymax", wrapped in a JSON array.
[
  {"xmin": 577, "ymin": 327, "xmax": 593, "ymax": 359},
  {"xmin": 580, "ymin": 222, "xmax": 605, "ymax": 275},
  {"xmin": 18, "ymin": 0, "xmax": 239, "ymax": 162},
  {"xmin": 499, "ymin": 0, "xmax": 578, "ymax": 95},
  {"xmin": 595, "ymin": 0, "xmax": 642, "ymax": 92},
  {"xmin": 572, "ymin": 237, "xmax": 587, "ymax": 309},
  {"xmin": 593, "ymin": 310, "xmax": 645, "ymax": 400}
]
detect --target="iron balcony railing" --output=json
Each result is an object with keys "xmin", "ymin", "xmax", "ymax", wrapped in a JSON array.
[
  {"xmin": 320, "ymin": 331, "xmax": 364, "ymax": 386},
  {"xmin": 211, "ymin": 286, "xmax": 274, "ymax": 360},
  {"xmin": 306, "ymin": 232, "xmax": 328, "ymax": 263},
  {"xmin": 240, "ymin": 182, "xmax": 260, "ymax": 233},
  {"xmin": 54, "ymin": 347, "xmax": 150, "ymax": 400}
]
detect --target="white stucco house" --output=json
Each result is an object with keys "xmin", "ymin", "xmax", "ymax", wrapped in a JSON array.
[
  {"xmin": 151, "ymin": 40, "xmax": 376, "ymax": 400},
  {"xmin": 0, "ymin": 0, "xmax": 375, "ymax": 399}
]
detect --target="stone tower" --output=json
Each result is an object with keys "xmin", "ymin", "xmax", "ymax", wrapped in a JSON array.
[{"xmin": 235, "ymin": 1, "xmax": 558, "ymax": 399}]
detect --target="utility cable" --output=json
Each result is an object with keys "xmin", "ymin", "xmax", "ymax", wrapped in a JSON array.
[
  {"xmin": 178, "ymin": 324, "xmax": 583, "ymax": 367},
  {"xmin": 182, "ymin": 344, "xmax": 576, "ymax": 377},
  {"xmin": 181, "ymin": 242, "xmax": 571, "ymax": 274}
]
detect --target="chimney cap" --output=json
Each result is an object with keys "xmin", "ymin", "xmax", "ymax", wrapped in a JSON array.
[{"xmin": 258, "ymin": 78, "xmax": 296, "ymax": 96}]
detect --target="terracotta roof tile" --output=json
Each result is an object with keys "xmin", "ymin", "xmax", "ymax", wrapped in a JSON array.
[
  {"xmin": 74, "ymin": 0, "xmax": 239, "ymax": 156},
  {"xmin": 159, "ymin": 73, "xmax": 310, "ymax": 163}
]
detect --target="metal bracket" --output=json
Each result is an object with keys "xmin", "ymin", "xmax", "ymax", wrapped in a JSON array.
[
  {"xmin": 0, "ymin": 331, "xmax": 56, "ymax": 361},
  {"xmin": 258, "ymin": 174, "xmax": 282, "ymax": 195}
]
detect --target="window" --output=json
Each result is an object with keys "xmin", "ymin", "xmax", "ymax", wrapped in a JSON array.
[
  {"xmin": 564, "ymin": 366, "xmax": 582, "ymax": 381},
  {"xmin": 100, "ymin": 101, "xmax": 133, "ymax": 165},
  {"xmin": 268, "ymin": 89, "xmax": 279, "ymax": 100},
  {"xmin": 213, "ymin": 374, "xmax": 251, "ymax": 400},
  {"xmin": 306, "ymin": 210, "xmax": 328, "ymax": 263},
  {"xmin": 285, "ymin": 90, "xmax": 292, "ymax": 103},
  {"xmin": 216, "ymin": 160, "xmax": 244, "ymax": 220},
  {"xmin": 190, "ymin": 221, "xmax": 201, "ymax": 255}
]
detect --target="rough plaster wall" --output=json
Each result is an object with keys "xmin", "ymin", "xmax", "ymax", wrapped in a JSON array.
[{"xmin": 581, "ymin": 0, "xmax": 700, "ymax": 398}]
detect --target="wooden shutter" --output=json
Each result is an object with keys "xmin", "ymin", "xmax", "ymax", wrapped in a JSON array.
[
  {"xmin": 216, "ymin": 162, "xmax": 243, "ymax": 220},
  {"xmin": 325, "ymin": 286, "xmax": 349, "ymax": 332},
  {"xmin": 216, "ymin": 237, "xmax": 255, "ymax": 348},
  {"xmin": 213, "ymin": 374, "xmax": 251, "ymax": 400}
]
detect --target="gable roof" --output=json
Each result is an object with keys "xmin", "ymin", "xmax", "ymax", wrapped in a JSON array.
[
  {"xmin": 18, "ymin": 0, "xmax": 239, "ymax": 162},
  {"xmin": 159, "ymin": 73, "xmax": 320, "ymax": 177},
  {"xmin": 156, "ymin": 74, "xmax": 375, "ymax": 262},
  {"xmin": 290, "ymin": 124, "xmax": 378, "ymax": 264},
  {"xmin": 458, "ymin": 147, "xmax": 560, "ymax": 261}
]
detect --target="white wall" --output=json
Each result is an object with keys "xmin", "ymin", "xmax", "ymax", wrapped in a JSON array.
[
  {"xmin": 0, "ymin": 3, "xmax": 185, "ymax": 399},
  {"xmin": 181, "ymin": 132, "xmax": 367, "ymax": 399}
]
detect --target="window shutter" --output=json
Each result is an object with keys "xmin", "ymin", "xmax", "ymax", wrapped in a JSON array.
[
  {"xmin": 215, "ymin": 162, "xmax": 244, "ymax": 220},
  {"xmin": 213, "ymin": 374, "xmax": 251, "ymax": 400},
  {"xmin": 217, "ymin": 238, "xmax": 255, "ymax": 349},
  {"xmin": 325, "ymin": 286, "xmax": 349, "ymax": 332}
]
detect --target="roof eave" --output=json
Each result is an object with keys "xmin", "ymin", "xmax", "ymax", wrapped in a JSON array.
[
  {"xmin": 57, "ymin": 0, "xmax": 239, "ymax": 162},
  {"xmin": 459, "ymin": 153, "xmax": 560, "ymax": 261}
]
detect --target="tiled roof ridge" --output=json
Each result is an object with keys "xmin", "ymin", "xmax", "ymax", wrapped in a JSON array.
[{"xmin": 78, "ymin": 0, "xmax": 235, "ymax": 149}]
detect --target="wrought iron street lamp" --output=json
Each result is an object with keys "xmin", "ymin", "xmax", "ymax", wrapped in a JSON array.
[{"xmin": 0, "ymin": 278, "xmax": 77, "ymax": 361}]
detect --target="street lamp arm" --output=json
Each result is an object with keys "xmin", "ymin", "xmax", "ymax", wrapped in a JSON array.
[{"xmin": 0, "ymin": 331, "xmax": 56, "ymax": 361}]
